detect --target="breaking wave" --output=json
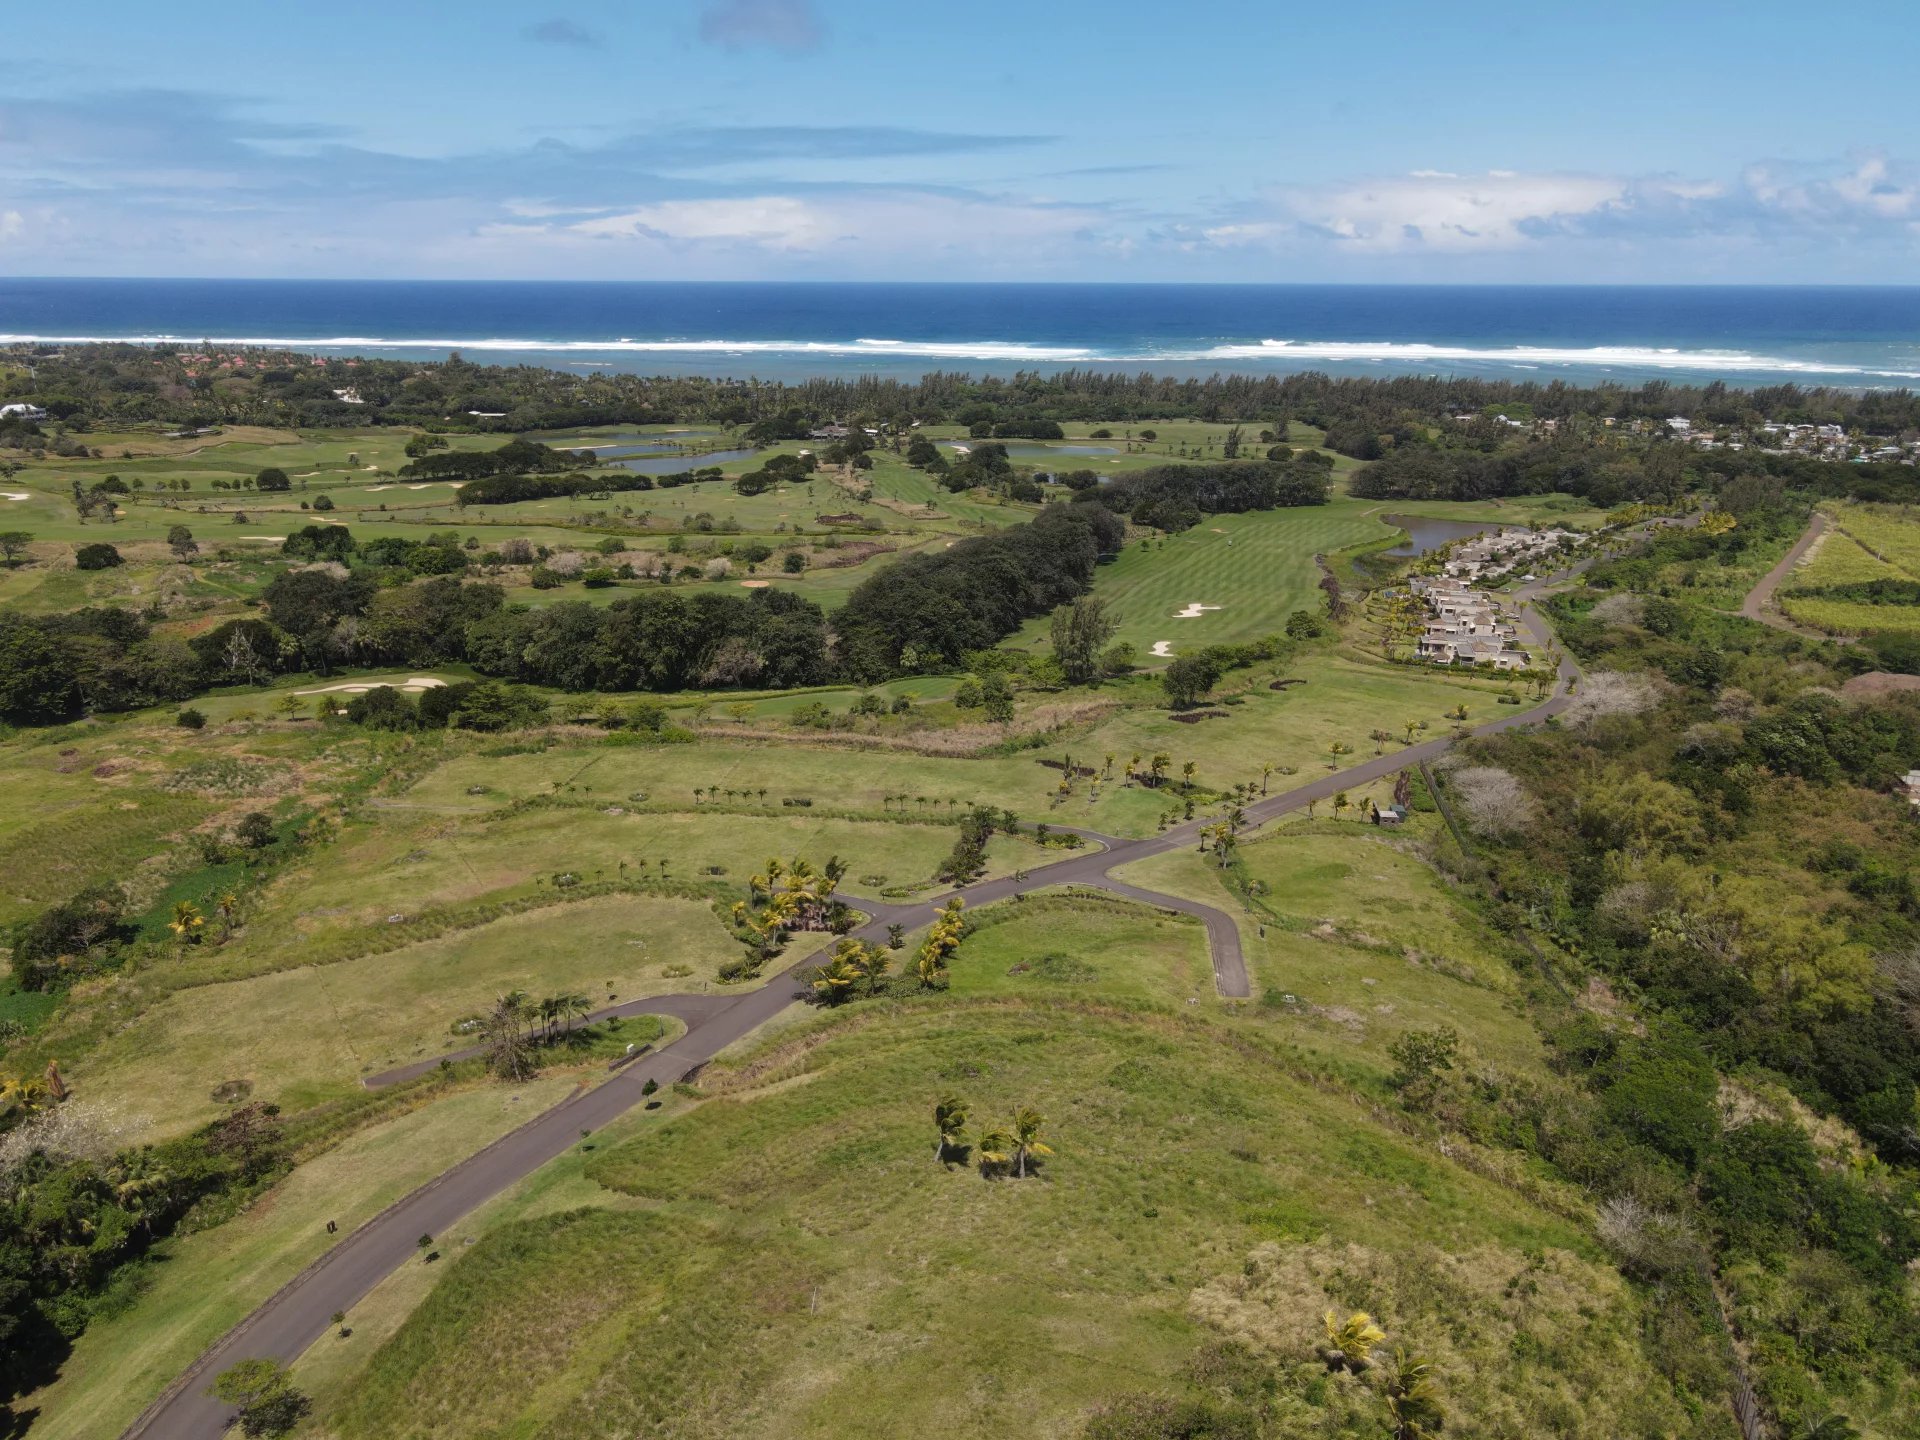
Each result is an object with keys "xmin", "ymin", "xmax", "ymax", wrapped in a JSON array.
[{"xmin": 0, "ymin": 332, "xmax": 1914, "ymax": 378}]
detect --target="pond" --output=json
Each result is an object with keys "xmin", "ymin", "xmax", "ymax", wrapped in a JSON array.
[
  {"xmin": 1380, "ymin": 514, "xmax": 1503, "ymax": 557},
  {"xmin": 564, "ymin": 430, "xmax": 724, "ymax": 459},
  {"xmin": 614, "ymin": 448, "xmax": 756, "ymax": 474}
]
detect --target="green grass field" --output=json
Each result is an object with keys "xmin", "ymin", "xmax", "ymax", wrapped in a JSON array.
[
  {"xmin": 19, "ymin": 1075, "xmax": 581, "ymax": 1440},
  {"xmin": 1011, "ymin": 500, "xmax": 1391, "ymax": 659},
  {"xmin": 310, "ymin": 998, "xmax": 1686, "ymax": 1440},
  {"xmin": 1779, "ymin": 503, "xmax": 1920, "ymax": 635},
  {"xmin": 63, "ymin": 894, "xmax": 734, "ymax": 1133}
]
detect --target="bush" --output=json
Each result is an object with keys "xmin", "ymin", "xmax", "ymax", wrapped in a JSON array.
[
  {"xmin": 176, "ymin": 706, "xmax": 207, "ymax": 729},
  {"xmin": 74, "ymin": 542, "xmax": 123, "ymax": 570}
]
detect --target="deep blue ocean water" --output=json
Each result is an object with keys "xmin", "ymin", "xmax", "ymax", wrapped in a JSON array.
[{"xmin": 3, "ymin": 279, "xmax": 1918, "ymax": 387}]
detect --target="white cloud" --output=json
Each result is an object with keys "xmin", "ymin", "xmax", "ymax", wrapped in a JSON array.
[
  {"xmin": 1267, "ymin": 169, "xmax": 1628, "ymax": 252},
  {"xmin": 561, "ymin": 190, "xmax": 1103, "ymax": 259}
]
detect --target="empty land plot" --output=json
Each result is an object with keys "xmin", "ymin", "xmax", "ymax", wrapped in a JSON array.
[
  {"xmin": 20, "ymin": 1076, "xmax": 580, "ymax": 1440},
  {"xmin": 1112, "ymin": 822, "xmax": 1544, "ymax": 1073},
  {"xmin": 318, "ymin": 1004, "xmax": 1673, "ymax": 1440},
  {"xmin": 61, "ymin": 894, "xmax": 732, "ymax": 1131},
  {"xmin": 1781, "ymin": 504, "xmax": 1920, "ymax": 633}
]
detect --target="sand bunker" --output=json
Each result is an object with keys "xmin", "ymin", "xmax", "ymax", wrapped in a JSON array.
[
  {"xmin": 293, "ymin": 676, "xmax": 450, "ymax": 696},
  {"xmin": 0, "ymin": 491, "xmax": 30, "ymax": 501},
  {"xmin": 1173, "ymin": 603, "xmax": 1222, "ymax": 619},
  {"xmin": 739, "ymin": 579, "xmax": 772, "ymax": 588},
  {"xmin": 365, "ymin": 485, "xmax": 393, "ymax": 492},
  {"xmin": 1150, "ymin": 641, "xmax": 1175, "ymax": 658}
]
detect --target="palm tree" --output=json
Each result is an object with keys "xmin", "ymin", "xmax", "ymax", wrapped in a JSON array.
[
  {"xmin": 1181, "ymin": 760, "xmax": 1197, "ymax": 789},
  {"xmin": 1789, "ymin": 1410, "xmax": 1860, "ymax": 1440},
  {"xmin": 168, "ymin": 900, "xmax": 205, "ymax": 947},
  {"xmin": 1260, "ymin": 762, "xmax": 1274, "ymax": 794},
  {"xmin": 1447, "ymin": 703, "xmax": 1469, "ymax": 722},
  {"xmin": 1333, "ymin": 791, "xmax": 1349, "ymax": 821},
  {"xmin": 1403, "ymin": 718, "xmax": 1420, "ymax": 743},
  {"xmin": 976, "ymin": 1122, "xmax": 1015, "ymax": 1174},
  {"xmin": 1009, "ymin": 1106, "xmax": 1053, "ymax": 1178},
  {"xmin": 1319, "ymin": 1310, "xmax": 1385, "ymax": 1373},
  {"xmin": 1381, "ymin": 1351, "xmax": 1445, "ymax": 1440},
  {"xmin": 933, "ymin": 1095, "xmax": 968, "ymax": 1161},
  {"xmin": 1370, "ymin": 728, "xmax": 1393, "ymax": 755}
]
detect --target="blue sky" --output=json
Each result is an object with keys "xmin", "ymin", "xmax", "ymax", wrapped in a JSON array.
[{"xmin": 1, "ymin": 0, "xmax": 1916, "ymax": 281}]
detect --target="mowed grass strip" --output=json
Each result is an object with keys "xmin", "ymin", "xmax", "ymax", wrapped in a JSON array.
[{"xmin": 1014, "ymin": 500, "xmax": 1393, "ymax": 659}]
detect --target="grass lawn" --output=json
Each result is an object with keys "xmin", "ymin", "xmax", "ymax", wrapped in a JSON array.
[
  {"xmin": 312, "ymin": 1000, "xmax": 1680, "ymax": 1440},
  {"xmin": 385, "ymin": 652, "xmax": 1501, "ymax": 843},
  {"xmin": 947, "ymin": 889, "xmax": 1217, "ymax": 1011},
  {"xmin": 18, "ymin": 1076, "xmax": 580, "ymax": 1440},
  {"xmin": 63, "ymin": 894, "xmax": 737, "ymax": 1133},
  {"xmin": 1010, "ymin": 500, "xmax": 1392, "ymax": 660},
  {"xmin": 1111, "ymin": 820, "xmax": 1545, "ymax": 1078}
]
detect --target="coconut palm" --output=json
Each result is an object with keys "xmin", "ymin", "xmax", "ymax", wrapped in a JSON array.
[
  {"xmin": 1260, "ymin": 762, "xmax": 1274, "ymax": 794},
  {"xmin": 976, "ymin": 1123, "xmax": 1015, "ymax": 1174},
  {"xmin": 933, "ymin": 1095, "xmax": 968, "ymax": 1161},
  {"xmin": 1333, "ymin": 791, "xmax": 1349, "ymax": 820},
  {"xmin": 1789, "ymin": 1411, "xmax": 1860, "ymax": 1440},
  {"xmin": 1009, "ymin": 1105, "xmax": 1053, "ymax": 1178},
  {"xmin": 1381, "ymin": 1351, "xmax": 1445, "ymax": 1440},
  {"xmin": 168, "ymin": 900, "xmax": 205, "ymax": 946},
  {"xmin": 1370, "ymin": 728, "xmax": 1393, "ymax": 755},
  {"xmin": 1319, "ymin": 1310, "xmax": 1386, "ymax": 1373},
  {"xmin": 1181, "ymin": 760, "xmax": 1197, "ymax": 788}
]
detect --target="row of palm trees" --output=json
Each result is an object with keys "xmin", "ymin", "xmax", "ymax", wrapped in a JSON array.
[
  {"xmin": 933, "ymin": 1095, "xmax": 1052, "ymax": 1179},
  {"xmin": 479, "ymin": 988, "xmax": 595, "ymax": 1080}
]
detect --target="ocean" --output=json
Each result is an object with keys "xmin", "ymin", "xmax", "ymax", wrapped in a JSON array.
[{"xmin": 2, "ymin": 279, "xmax": 1918, "ymax": 387}]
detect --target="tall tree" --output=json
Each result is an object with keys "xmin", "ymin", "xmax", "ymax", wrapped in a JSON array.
[{"xmin": 1048, "ymin": 595, "xmax": 1117, "ymax": 685}]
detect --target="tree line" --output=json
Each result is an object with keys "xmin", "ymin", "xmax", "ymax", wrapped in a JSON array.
[{"xmin": 13, "ymin": 343, "xmax": 1920, "ymax": 443}]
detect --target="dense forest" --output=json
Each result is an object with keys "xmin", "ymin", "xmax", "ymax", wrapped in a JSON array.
[{"xmin": 1421, "ymin": 509, "xmax": 1920, "ymax": 1422}]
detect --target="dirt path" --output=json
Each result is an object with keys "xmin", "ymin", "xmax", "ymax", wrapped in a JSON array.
[
  {"xmin": 1739, "ymin": 511, "xmax": 1832, "ymax": 635},
  {"xmin": 126, "ymin": 574, "xmax": 1596, "ymax": 1440}
]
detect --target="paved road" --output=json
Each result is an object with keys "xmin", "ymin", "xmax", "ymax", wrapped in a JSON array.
[
  {"xmin": 126, "ymin": 573, "xmax": 1592, "ymax": 1439},
  {"xmin": 1739, "ymin": 510, "xmax": 1835, "ymax": 636}
]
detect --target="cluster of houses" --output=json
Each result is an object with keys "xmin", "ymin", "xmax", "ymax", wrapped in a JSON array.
[
  {"xmin": 1409, "ymin": 576, "xmax": 1534, "ymax": 670},
  {"xmin": 1447, "ymin": 409, "xmax": 1918, "ymax": 465},
  {"xmin": 1656, "ymin": 416, "xmax": 1916, "ymax": 465},
  {"xmin": 1439, "ymin": 525, "xmax": 1580, "ymax": 584}
]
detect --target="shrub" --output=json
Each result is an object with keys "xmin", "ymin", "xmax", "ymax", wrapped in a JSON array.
[
  {"xmin": 75, "ymin": 542, "xmax": 123, "ymax": 570},
  {"xmin": 176, "ymin": 707, "xmax": 207, "ymax": 729}
]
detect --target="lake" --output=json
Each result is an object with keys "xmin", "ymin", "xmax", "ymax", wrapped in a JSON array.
[{"xmin": 1380, "ymin": 514, "xmax": 1502, "ymax": 557}]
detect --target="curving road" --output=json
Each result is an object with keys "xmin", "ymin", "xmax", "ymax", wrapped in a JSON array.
[
  {"xmin": 125, "ymin": 574, "xmax": 1589, "ymax": 1439},
  {"xmin": 1738, "ymin": 510, "xmax": 1837, "ymax": 637}
]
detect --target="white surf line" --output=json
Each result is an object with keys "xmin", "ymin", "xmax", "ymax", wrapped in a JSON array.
[{"xmin": 1150, "ymin": 640, "xmax": 1174, "ymax": 658}]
